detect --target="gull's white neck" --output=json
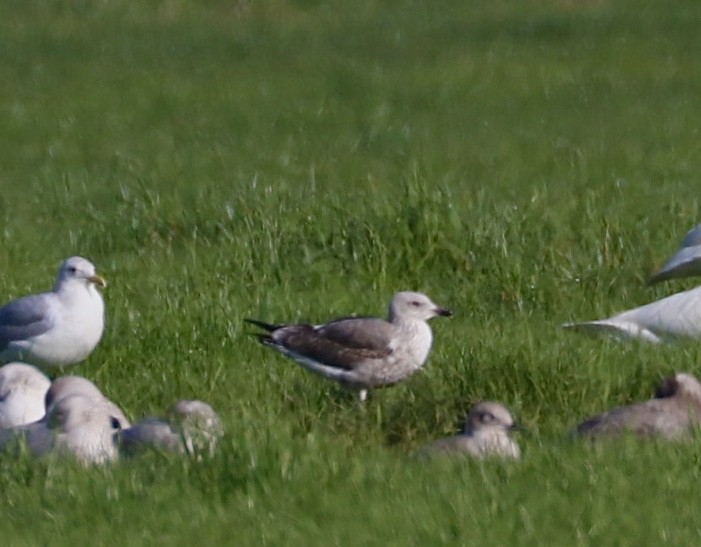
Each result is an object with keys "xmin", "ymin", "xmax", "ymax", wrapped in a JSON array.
[{"xmin": 390, "ymin": 315, "xmax": 434, "ymax": 366}]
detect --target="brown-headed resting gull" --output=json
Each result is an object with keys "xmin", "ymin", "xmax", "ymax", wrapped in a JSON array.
[
  {"xmin": 575, "ymin": 373, "xmax": 701, "ymax": 440},
  {"xmin": 649, "ymin": 224, "xmax": 701, "ymax": 284},
  {"xmin": 118, "ymin": 400, "xmax": 223, "ymax": 457},
  {"xmin": 418, "ymin": 401, "xmax": 521, "ymax": 460},
  {"xmin": 0, "ymin": 257, "xmax": 106, "ymax": 369},
  {"xmin": 246, "ymin": 291, "xmax": 452, "ymax": 401},
  {"xmin": 0, "ymin": 363, "xmax": 51, "ymax": 429}
]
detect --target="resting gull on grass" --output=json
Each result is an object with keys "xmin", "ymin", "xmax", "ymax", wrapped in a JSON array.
[
  {"xmin": 246, "ymin": 291, "xmax": 452, "ymax": 401},
  {"xmin": 118, "ymin": 400, "xmax": 223, "ymax": 458},
  {"xmin": 0, "ymin": 362, "xmax": 51, "ymax": 429},
  {"xmin": 0, "ymin": 256, "xmax": 106, "ymax": 369},
  {"xmin": 0, "ymin": 394, "xmax": 122, "ymax": 465},
  {"xmin": 418, "ymin": 401, "xmax": 521, "ymax": 460},
  {"xmin": 45, "ymin": 375, "xmax": 131, "ymax": 429},
  {"xmin": 648, "ymin": 224, "xmax": 701, "ymax": 284},
  {"xmin": 574, "ymin": 373, "xmax": 701, "ymax": 441}
]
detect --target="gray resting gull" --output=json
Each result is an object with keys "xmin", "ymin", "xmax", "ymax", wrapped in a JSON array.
[
  {"xmin": 418, "ymin": 401, "xmax": 521, "ymax": 460},
  {"xmin": 118, "ymin": 400, "xmax": 223, "ymax": 458},
  {"xmin": 574, "ymin": 372, "xmax": 701, "ymax": 440},
  {"xmin": 649, "ymin": 224, "xmax": 701, "ymax": 284},
  {"xmin": 246, "ymin": 291, "xmax": 452, "ymax": 401},
  {"xmin": 0, "ymin": 362, "xmax": 51, "ymax": 429},
  {"xmin": 0, "ymin": 256, "xmax": 106, "ymax": 369}
]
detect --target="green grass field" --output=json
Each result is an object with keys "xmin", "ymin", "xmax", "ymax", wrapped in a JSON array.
[{"xmin": 2, "ymin": 0, "xmax": 701, "ymax": 544}]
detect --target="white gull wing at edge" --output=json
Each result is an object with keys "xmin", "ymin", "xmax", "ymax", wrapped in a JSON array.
[{"xmin": 563, "ymin": 285, "xmax": 701, "ymax": 342}]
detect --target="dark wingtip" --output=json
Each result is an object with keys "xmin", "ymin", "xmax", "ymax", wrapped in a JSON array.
[
  {"xmin": 654, "ymin": 375, "xmax": 679, "ymax": 399},
  {"xmin": 646, "ymin": 273, "xmax": 666, "ymax": 286},
  {"xmin": 244, "ymin": 318, "xmax": 280, "ymax": 332}
]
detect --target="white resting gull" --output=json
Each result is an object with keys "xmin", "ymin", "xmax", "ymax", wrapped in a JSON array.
[
  {"xmin": 0, "ymin": 393, "xmax": 122, "ymax": 465},
  {"xmin": 45, "ymin": 375, "xmax": 131, "ymax": 429},
  {"xmin": 418, "ymin": 401, "xmax": 521, "ymax": 460},
  {"xmin": 246, "ymin": 291, "xmax": 452, "ymax": 401},
  {"xmin": 649, "ymin": 224, "xmax": 701, "ymax": 284},
  {"xmin": 0, "ymin": 256, "xmax": 106, "ymax": 369},
  {"xmin": 0, "ymin": 362, "xmax": 51, "ymax": 429}
]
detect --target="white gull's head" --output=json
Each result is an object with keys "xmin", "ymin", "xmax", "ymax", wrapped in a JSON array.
[{"xmin": 54, "ymin": 256, "xmax": 107, "ymax": 292}]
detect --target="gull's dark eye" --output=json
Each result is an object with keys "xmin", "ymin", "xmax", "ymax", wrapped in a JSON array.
[
  {"xmin": 411, "ymin": 301, "xmax": 421, "ymax": 307},
  {"xmin": 67, "ymin": 266, "xmax": 77, "ymax": 274},
  {"xmin": 110, "ymin": 417, "xmax": 122, "ymax": 431},
  {"xmin": 480, "ymin": 412, "xmax": 496, "ymax": 423}
]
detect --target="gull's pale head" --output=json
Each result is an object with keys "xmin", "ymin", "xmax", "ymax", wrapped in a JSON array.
[
  {"xmin": 465, "ymin": 401, "xmax": 518, "ymax": 435},
  {"xmin": 45, "ymin": 375, "xmax": 131, "ymax": 429},
  {"xmin": 389, "ymin": 291, "xmax": 452, "ymax": 322},
  {"xmin": 169, "ymin": 400, "xmax": 223, "ymax": 456},
  {"xmin": 45, "ymin": 375, "xmax": 105, "ymax": 412},
  {"xmin": 47, "ymin": 393, "xmax": 121, "ymax": 464},
  {"xmin": 55, "ymin": 256, "xmax": 107, "ymax": 291}
]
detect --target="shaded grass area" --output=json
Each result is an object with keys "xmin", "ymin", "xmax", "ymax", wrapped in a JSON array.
[{"xmin": 1, "ymin": 0, "xmax": 701, "ymax": 544}]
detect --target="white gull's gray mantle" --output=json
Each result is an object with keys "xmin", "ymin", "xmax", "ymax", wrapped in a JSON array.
[
  {"xmin": 649, "ymin": 224, "xmax": 701, "ymax": 284},
  {"xmin": 246, "ymin": 291, "xmax": 452, "ymax": 400},
  {"xmin": 0, "ymin": 257, "xmax": 106, "ymax": 369}
]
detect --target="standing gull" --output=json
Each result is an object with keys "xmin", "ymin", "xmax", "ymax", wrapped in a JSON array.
[
  {"xmin": 246, "ymin": 291, "xmax": 452, "ymax": 400},
  {"xmin": 418, "ymin": 401, "xmax": 521, "ymax": 460},
  {"xmin": 0, "ymin": 362, "xmax": 51, "ymax": 429},
  {"xmin": 118, "ymin": 400, "xmax": 223, "ymax": 457},
  {"xmin": 0, "ymin": 256, "xmax": 106, "ymax": 369},
  {"xmin": 575, "ymin": 373, "xmax": 701, "ymax": 440},
  {"xmin": 648, "ymin": 224, "xmax": 701, "ymax": 284}
]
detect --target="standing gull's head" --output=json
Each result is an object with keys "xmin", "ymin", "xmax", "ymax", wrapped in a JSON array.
[
  {"xmin": 388, "ymin": 291, "xmax": 452, "ymax": 323},
  {"xmin": 54, "ymin": 256, "xmax": 107, "ymax": 292}
]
